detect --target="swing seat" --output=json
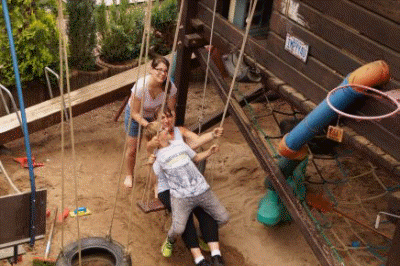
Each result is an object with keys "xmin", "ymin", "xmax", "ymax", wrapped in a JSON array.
[{"xmin": 137, "ymin": 199, "xmax": 166, "ymax": 213}]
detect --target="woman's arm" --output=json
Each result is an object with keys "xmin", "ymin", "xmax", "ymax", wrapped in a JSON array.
[
  {"xmin": 167, "ymin": 94, "xmax": 177, "ymax": 117},
  {"xmin": 181, "ymin": 127, "xmax": 223, "ymax": 150},
  {"xmin": 130, "ymin": 96, "xmax": 150, "ymax": 127}
]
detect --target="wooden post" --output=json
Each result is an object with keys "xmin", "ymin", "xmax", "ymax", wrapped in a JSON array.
[
  {"xmin": 174, "ymin": 0, "xmax": 196, "ymax": 126},
  {"xmin": 387, "ymin": 221, "xmax": 400, "ymax": 265}
]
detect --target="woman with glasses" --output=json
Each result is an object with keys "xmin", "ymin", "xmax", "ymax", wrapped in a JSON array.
[{"xmin": 123, "ymin": 56, "xmax": 177, "ymax": 188}]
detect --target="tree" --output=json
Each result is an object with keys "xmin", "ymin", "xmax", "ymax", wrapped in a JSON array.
[{"xmin": 66, "ymin": 0, "xmax": 97, "ymax": 71}]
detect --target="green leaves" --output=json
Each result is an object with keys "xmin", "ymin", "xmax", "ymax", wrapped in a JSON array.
[
  {"xmin": 95, "ymin": 1, "xmax": 145, "ymax": 63},
  {"xmin": 66, "ymin": 0, "xmax": 97, "ymax": 71},
  {"xmin": 0, "ymin": 0, "xmax": 59, "ymax": 86}
]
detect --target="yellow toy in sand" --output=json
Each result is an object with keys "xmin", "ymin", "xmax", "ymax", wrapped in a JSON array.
[{"xmin": 69, "ymin": 207, "xmax": 91, "ymax": 217}]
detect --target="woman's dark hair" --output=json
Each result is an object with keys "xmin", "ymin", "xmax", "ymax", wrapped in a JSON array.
[
  {"xmin": 151, "ymin": 56, "xmax": 170, "ymax": 70},
  {"xmin": 151, "ymin": 56, "xmax": 172, "ymax": 93}
]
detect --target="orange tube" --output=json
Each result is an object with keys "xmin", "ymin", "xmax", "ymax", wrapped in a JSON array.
[
  {"xmin": 348, "ymin": 60, "xmax": 390, "ymax": 89},
  {"xmin": 278, "ymin": 134, "xmax": 309, "ymax": 161}
]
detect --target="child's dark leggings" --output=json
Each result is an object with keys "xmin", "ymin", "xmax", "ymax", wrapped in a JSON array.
[{"xmin": 158, "ymin": 190, "xmax": 219, "ymax": 249}]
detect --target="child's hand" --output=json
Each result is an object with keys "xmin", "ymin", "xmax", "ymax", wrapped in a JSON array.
[
  {"xmin": 208, "ymin": 144, "xmax": 219, "ymax": 155},
  {"xmin": 146, "ymin": 154, "xmax": 156, "ymax": 165},
  {"xmin": 147, "ymin": 136, "xmax": 160, "ymax": 151}
]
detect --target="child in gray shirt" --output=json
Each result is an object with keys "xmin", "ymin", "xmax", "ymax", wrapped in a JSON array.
[{"xmin": 144, "ymin": 122, "xmax": 229, "ymax": 258}]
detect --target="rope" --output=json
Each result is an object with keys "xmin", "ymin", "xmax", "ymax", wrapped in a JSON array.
[
  {"xmin": 127, "ymin": 0, "xmax": 154, "ymax": 250},
  {"xmin": 198, "ymin": 0, "xmax": 218, "ymax": 134},
  {"xmin": 56, "ymin": 0, "xmax": 66, "ymax": 252},
  {"xmin": 0, "ymin": 159, "xmax": 21, "ymax": 194},
  {"xmin": 107, "ymin": 0, "xmax": 151, "ymax": 239},
  {"xmin": 57, "ymin": 1, "xmax": 82, "ymax": 264},
  {"xmin": 132, "ymin": 0, "xmax": 188, "ymax": 209},
  {"xmin": 157, "ymin": 0, "xmax": 185, "ymax": 124},
  {"xmin": 219, "ymin": 0, "xmax": 258, "ymax": 128}
]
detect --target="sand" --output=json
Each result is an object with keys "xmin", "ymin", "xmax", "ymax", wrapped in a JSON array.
[{"xmin": 0, "ymin": 77, "xmax": 321, "ymax": 266}]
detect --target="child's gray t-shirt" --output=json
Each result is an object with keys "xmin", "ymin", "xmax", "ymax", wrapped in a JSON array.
[{"xmin": 153, "ymin": 141, "xmax": 209, "ymax": 198}]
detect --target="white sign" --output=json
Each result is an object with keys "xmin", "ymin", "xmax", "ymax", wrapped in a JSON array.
[{"xmin": 284, "ymin": 33, "xmax": 309, "ymax": 63}]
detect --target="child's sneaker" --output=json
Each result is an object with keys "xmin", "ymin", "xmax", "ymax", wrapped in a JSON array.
[
  {"xmin": 196, "ymin": 259, "xmax": 212, "ymax": 266},
  {"xmin": 161, "ymin": 237, "xmax": 174, "ymax": 257},
  {"xmin": 198, "ymin": 237, "xmax": 210, "ymax": 252},
  {"xmin": 211, "ymin": 255, "xmax": 225, "ymax": 266}
]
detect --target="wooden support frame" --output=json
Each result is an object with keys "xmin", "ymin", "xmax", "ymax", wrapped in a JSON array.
[{"xmin": 194, "ymin": 47, "xmax": 341, "ymax": 266}]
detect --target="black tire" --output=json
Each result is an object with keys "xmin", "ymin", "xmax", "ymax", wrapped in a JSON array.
[{"xmin": 56, "ymin": 237, "xmax": 131, "ymax": 266}]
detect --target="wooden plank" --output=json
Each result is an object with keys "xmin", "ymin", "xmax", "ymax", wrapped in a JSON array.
[
  {"xmin": 0, "ymin": 60, "xmax": 159, "ymax": 145},
  {"xmin": 0, "ymin": 190, "xmax": 46, "ymax": 247},
  {"xmin": 263, "ymin": 32, "xmax": 343, "ymax": 89},
  {"xmin": 268, "ymin": 10, "xmax": 400, "ymax": 90},
  {"xmin": 344, "ymin": 118, "xmax": 400, "ymax": 161},
  {"xmin": 293, "ymin": 1, "xmax": 400, "ymax": 81},
  {"xmin": 348, "ymin": 0, "xmax": 400, "ymax": 24},
  {"xmin": 268, "ymin": 10, "xmax": 362, "ymax": 77},
  {"xmin": 300, "ymin": 0, "xmax": 400, "ymax": 54},
  {"xmin": 0, "ymin": 245, "xmax": 25, "ymax": 259}
]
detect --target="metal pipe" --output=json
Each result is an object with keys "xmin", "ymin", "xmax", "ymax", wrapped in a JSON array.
[{"xmin": 1, "ymin": 0, "xmax": 37, "ymax": 246}]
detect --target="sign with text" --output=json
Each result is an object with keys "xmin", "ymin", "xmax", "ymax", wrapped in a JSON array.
[{"xmin": 284, "ymin": 33, "xmax": 309, "ymax": 63}]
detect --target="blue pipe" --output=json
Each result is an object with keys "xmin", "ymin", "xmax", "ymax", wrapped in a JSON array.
[
  {"xmin": 285, "ymin": 78, "xmax": 364, "ymax": 151},
  {"xmin": 2, "ymin": 0, "xmax": 37, "ymax": 246}
]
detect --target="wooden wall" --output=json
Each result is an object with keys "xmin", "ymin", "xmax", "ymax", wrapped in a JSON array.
[{"xmin": 194, "ymin": 0, "xmax": 400, "ymax": 161}]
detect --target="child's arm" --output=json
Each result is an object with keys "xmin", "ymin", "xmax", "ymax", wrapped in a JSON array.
[
  {"xmin": 193, "ymin": 144, "xmax": 219, "ymax": 163},
  {"xmin": 147, "ymin": 154, "xmax": 160, "ymax": 198}
]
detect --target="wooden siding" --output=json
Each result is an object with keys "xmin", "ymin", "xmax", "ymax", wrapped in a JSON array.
[{"xmin": 195, "ymin": 0, "xmax": 400, "ymax": 161}]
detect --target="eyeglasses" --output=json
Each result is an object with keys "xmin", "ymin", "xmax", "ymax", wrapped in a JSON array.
[{"xmin": 154, "ymin": 68, "xmax": 168, "ymax": 74}]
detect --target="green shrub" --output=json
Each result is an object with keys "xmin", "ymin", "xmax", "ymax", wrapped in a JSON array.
[
  {"xmin": 151, "ymin": 0, "xmax": 177, "ymax": 54},
  {"xmin": 95, "ymin": 0, "xmax": 145, "ymax": 63},
  {"xmin": 0, "ymin": 0, "xmax": 59, "ymax": 86},
  {"xmin": 67, "ymin": 0, "xmax": 97, "ymax": 71}
]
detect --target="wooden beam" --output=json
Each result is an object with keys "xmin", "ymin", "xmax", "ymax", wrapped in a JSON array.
[
  {"xmin": 195, "ymin": 0, "xmax": 400, "ymax": 162},
  {"xmin": 0, "ymin": 60, "xmax": 158, "ymax": 145},
  {"xmin": 301, "ymin": 0, "xmax": 400, "ymax": 54}
]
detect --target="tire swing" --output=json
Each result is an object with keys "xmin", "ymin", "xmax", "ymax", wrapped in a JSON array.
[
  {"xmin": 54, "ymin": 1, "xmax": 130, "ymax": 265},
  {"xmin": 56, "ymin": 237, "xmax": 130, "ymax": 266}
]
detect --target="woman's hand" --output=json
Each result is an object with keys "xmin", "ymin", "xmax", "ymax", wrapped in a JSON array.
[{"xmin": 212, "ymin": 127, "xmax": 224, "ymax": 138}]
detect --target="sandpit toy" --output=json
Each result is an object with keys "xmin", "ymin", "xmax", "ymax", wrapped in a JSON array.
[
  {"xmin": 69, "ymin": 207, "xmax": 91, "ymax": 218},
  {"xmin": 13, "ymin": 157, "xmax": 44, "ymax": 168}
]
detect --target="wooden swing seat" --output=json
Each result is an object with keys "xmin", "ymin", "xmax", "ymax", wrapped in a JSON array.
[{"xmin": 137, "ymin": 199, "xmax": 166, "ymax": 213}]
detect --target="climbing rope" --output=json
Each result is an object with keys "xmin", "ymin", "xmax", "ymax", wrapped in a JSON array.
[
  {"xmin": 0, "ymin": 159, "xmax": 21, "ymax": 194},
  {"xmin": 56, "ymin": 0, "xmax": 82, "ymax": 264},
  {"xmin": 198, "ymin": 0, "xmax": 218, "ymax": 134},
  {"xmin": 219, "ymin": 0, "xmax": 258, "ymax": 128}
]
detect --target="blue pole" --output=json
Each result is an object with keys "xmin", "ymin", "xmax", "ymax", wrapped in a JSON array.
[
  {"xmin": 1, "ymin": 0, "xmax": 37, "ymax": 246},
  {"xmin": 285, "ymin": 78, "xmax": 364, "ymax": 151}
]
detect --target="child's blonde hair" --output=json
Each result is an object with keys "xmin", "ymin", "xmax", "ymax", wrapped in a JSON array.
[{"xmin": 144, "ymin": 121, "xmax": 161, "ymax": 141}]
